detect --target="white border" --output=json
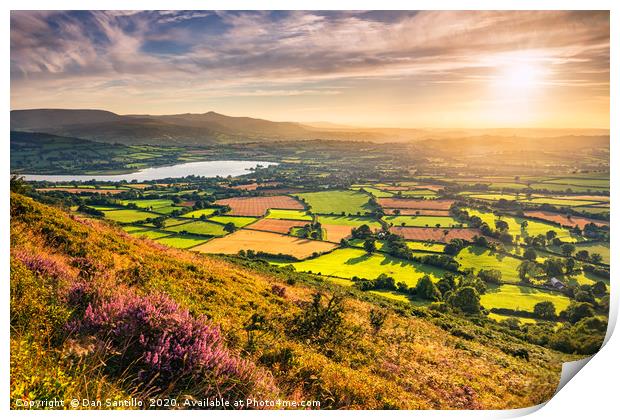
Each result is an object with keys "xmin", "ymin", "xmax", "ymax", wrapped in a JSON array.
[{"xmin": 3, "ymin": 1, "xmax": 617, "ymax": 418}]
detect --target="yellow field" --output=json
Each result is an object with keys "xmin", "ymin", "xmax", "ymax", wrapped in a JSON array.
[{"xmin": 193, "ymin": 229, "xmax": 337, "ymax": 259}]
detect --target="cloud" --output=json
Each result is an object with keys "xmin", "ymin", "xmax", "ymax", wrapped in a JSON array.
[{"xmin": 9, "ymin": 10, "xmax": 609, "ymax": 128}]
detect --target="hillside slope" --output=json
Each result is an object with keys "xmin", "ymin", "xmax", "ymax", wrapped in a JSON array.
[{"xmin": 10, "ymin": 193, "xmax": 568, "ymax": 409}]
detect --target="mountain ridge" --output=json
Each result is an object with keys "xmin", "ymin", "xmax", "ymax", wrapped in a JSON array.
[{"xmin": 11, "ymin": 108, "xmax": 610, "ymax": 147}]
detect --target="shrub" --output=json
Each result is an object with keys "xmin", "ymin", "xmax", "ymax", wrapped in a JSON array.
[
  {"xmin": 533, "ymin": 301, "xmax": 556, "ymax": 320},
  {"xmin": 449, "ymin": 287, "xmax": 481, "ymax": 314},
  {"xmin": 369, "ymin": 309, "xmax": 388, "ymax": 333},
  {"xmin": 271, "ymin": 284, "xmax": 286, "ymax": 298},
  {"xmin": 416, "ymin": 275, "xmax": 441, "ymax": 301},
  {"xmin": 68, "ymin": 291, "xmax": 276, "ymax": 400},
  {"xmin": 290, "ymin": 292, "xmax": 346, "ymax": 345}
]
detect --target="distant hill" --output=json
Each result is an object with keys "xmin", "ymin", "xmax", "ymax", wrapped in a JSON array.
[
  {"xmin": 417, "ymin": 134, "xmax": 610, "ymax": 154},
  {"xmin": 10, "ymin": 109, "xmax": 123, "ymax": 129},
  {"xmin": 10, "ymin": 108, "xmax": 610, "ymax": 147},
  {"xmin": 11, "ymin": 109, "xmax": 328, "ymax": 145}
]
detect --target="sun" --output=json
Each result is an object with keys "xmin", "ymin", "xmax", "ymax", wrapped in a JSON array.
[
  {"xmin": 498, "ymin": 62, "xmax": 545, "ymax": 93},
  {"xmin": 482, "ymin": 53, "xmax": 550, "ymax": 125}
]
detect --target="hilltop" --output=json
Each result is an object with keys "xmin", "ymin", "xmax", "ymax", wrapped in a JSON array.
[
  {"xmin": 10, "ymin": 109, "xmax": 609, "ymax": 147},
  {"xmin": 9, "ymin": 192, "xmax": 572, "ymax": 409}
]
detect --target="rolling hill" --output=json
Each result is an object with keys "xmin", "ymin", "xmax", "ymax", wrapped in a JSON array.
[
  {"xmin": 12, "ymin": 109, "xmax": 610, "ymax": 148},
  {"xmin": 10, "ymin": 192, "xmax": 568, "ymax": 409}
]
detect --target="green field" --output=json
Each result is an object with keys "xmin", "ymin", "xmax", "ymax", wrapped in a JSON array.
[
  {"xmin": 486, "ymin": 182, "xmax": 531, "ymax": 190},
  {"xmin": 545, "ymin": 178, "xmax": 609, "ymax": 188},
  {"xmin": 577, "ymin": 206, "xmax": 610, "ymax": 216},
  {"xmin": 166, "ymin": 221, "xmax": 227, "ymax": 236},
  {"xmin": 384, "ymin": 215, "xmax": 464, "ymax": 228},
  {"xmin": 182, "ymin": 208, "xmax": 218, "ymax": 219},
  {"xmin": 318, "ymin": 215, "xmax": 382, "ymax": 227},
  {"xmin": 350, "ymin": 239, "xmax": 444, "ymax": 254},
  {"xmin": 295, "ymin": 190, "xmax": 372, "ymax": 215},
  {"xmin": 488, "ymin": 313, "xmax": 539, "ymax": 325},
  {"xmin": 119, "ymin": 198, "xmax": 175, "ymax": 209},
  {"xmin": 369, "ymin": 290, "xmax": 413, "ymax": 303},
  {"xmin": 398, "ymin": 189, "xmax": 437, "ymax": 198},
  {"xmin": 467, "ymin": 193, "xmax": 522, "ymax": 201},
  {"xmin": 550, "ymin": 242, "xmax": 609, "ymax": 265},
  {"xmin": 155, "ymin": 234, "xmax": 210, "ymax": 249},
  {"xmin": 122, "ymin": 226, "xmax": 173, "ymax": 240},
  {"xmin": 406, "ymin": 241, "xmax": 446, "ymax": 253},
  {"xmin": 566, "ymin": 271, "xmax": 608, "ymax": 287},
  {"xmin": 465, "ymin": 208, "xmax": 577, "ymax": 242},
  {"xmin": 289, "ymin": 247, "xmax": 445, "ymax": 287},
  {"xmin": 142, "ymin": 217, "xmax": 189, "ymax": 228},
  {"xmin": 266, "ymin": 209, "xmax": 313, "ymax": 221},
  {"xmin": 353, "ymin": 186, "xmax": 393, "ymax": 198},
  {"xmin": 456, "ymin": 246, "xmax": 522, "ymax": 283},
  {"xmin": 150, "ymin": 206, "xmax": 182, "ymax": 215},
  {"xmin": 481, "ymin": 284, "xmax": 571, "ymax": 313},
  {"xmin": 527, "ymin": 183, "xmax": 608, "ymax": 193},
  {"xmin": 90, "ymin": 205, "xmax": 124, "ymax": 211},
  {"xmin": 209, "ymin": 216, "xmax": 257, "ymax": 228},
  {"xmin": 523, "ymin": 197, "xmax": 599, "ymax": 207},
  {"xmin": 103, "ymin": 209, "xmax": 155, "ymax": 223}
]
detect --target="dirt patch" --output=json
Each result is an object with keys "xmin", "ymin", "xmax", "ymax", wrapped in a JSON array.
[
  {"xmin": 524, "ymin": 211, "xmax": 609, "ymax": 229},
  {"xmin": 390, "ymin": 226, "xmax": 484, "ymax": 243},
  {"xmin": 215, "ymin": 195, "xmax": 305, "ymax": 216},
  {"xmin": 249, "ymin": 218, "xmax": 306, "ymax": 234}
]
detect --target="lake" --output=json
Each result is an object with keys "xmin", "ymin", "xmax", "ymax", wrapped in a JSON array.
[{"xmin": 18, "ymin": 160, "xmax": 278, "ymax": 182}]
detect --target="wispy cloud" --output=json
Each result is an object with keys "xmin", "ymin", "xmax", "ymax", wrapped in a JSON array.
[{"xmin": 10, "ymin": 10, "xmax": 609, "ymax": 128}]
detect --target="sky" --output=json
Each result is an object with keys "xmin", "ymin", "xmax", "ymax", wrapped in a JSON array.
[{"xmin": 10, "ymin": 10, "xmax": 610, "ymax": 128}]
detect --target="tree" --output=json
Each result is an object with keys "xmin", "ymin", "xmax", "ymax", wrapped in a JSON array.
[
  {"xmin": 495, "ymin": 220, "xmax": 509, "ymax": 232},
  {"xmin": 478, "ymin": 269, "xmax": 502, "ymax": 285},
  {"xmin": 363, "ymin": 239, "xmax": 376, "ymax": 254},
  {"xmin": 523, "ymin": 248, "xmax": 537, "ymax": 261},
  {"xmin": 591, "ymin": 253, "xmax": 603, "ymax": 264},
  {"xmin": 543, "ymin": 258, "xmax": 565, "ymax": 278},
  {"xmin": 499, "ymin": 232, "xmax": 513, "ymax": 244},
  {"xmin": 416, "ymin": 275, "xmax": 441, "ymax": 301},
  {"xmin": 592, "ymin": 281, "xmax": 607, "ymax": 296},
  {"xmin": 565, "ymin": 302, "xmax": 595, "ymax": 324},
  {"xmin": 533, "ymin": 301, "xmax": 556, "ymax": 320},
  {"xmin": 351, "ymin": 224, "xmax": 373, "ymax": 239},
  {"xmin": 223, "ymin": 222, "xmax": 237, "ymax": 233},
  {"xmin": 449, "ymin": 287, "xmax": 481, "ymax": 314},
  {"xmin": 473, "ymin": 235, "xmax": 488, "ymax": 248},
  {"xmin": 575, "ymin": 250, "xmax": 590, "ymax": 261},
  {"xmin": 561, "ymin": 243, "xmax": 576, "ymax": 257},
  {"xmin": 565, "ymin": 257, "xmax": 576, "ymax": 274},
  {"xmin": 436, "ymin": 273, "xmax": 457, "ymax": 296},
  {"xmin": 546, "ymin": 230, "xmax": 557, "ymax": 241},
  {"xmin": 518, "ymin": 260, "xmax": 538, "ymax": 283},
  {"xmin": 444, "ymin": 239, "xmax": 464, "ymax": 256},
  {"xmin": 152, "ymin": 217, "xmax": 166, "ymax": 229},
  {"xmin": 574, "ymin": 290, "xmax": 595, "ymax": 304},
  {"xmin": 10, "ymin": 175, "xmax": 30, "ymax": 194}
]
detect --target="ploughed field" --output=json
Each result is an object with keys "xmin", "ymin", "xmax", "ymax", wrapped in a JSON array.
[
  {"xmin": 61, "ymin": 172, "xmax": 609, "ymax": 327},
  {"xmin": 215, "ymin": 195, "xmax": 304, "ymax": 216}
]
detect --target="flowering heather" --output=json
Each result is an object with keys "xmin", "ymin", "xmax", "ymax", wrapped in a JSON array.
[
  {"xmin": 68, "ymin": 291, "xmax": 277, "ymax": 401},
  {"xmin": 12, "ymin": 249, "xmax": 74, "ymax": 282}
]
